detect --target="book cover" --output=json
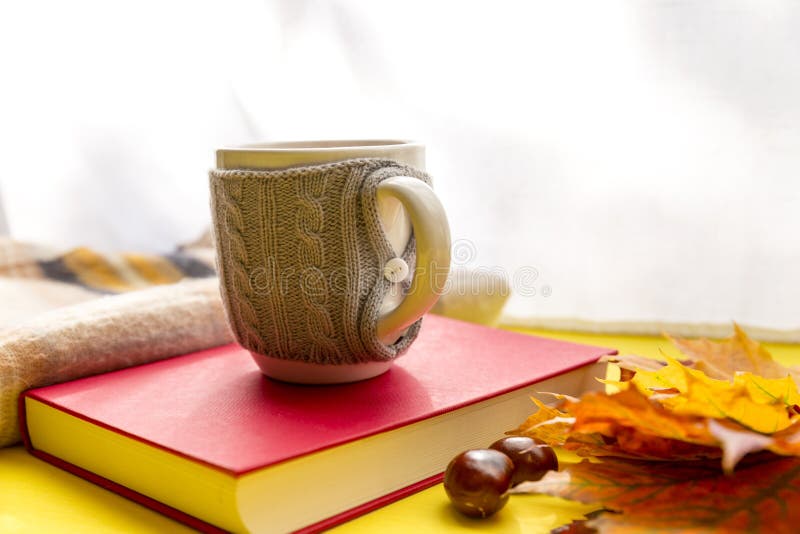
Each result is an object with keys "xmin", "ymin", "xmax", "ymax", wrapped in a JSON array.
[{"xmin": 20, "ymin": 314, "xmax": 615, "ymax": 533}]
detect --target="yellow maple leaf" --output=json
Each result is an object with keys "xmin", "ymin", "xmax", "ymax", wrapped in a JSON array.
[
  {"xmin": 629, "ymin": 356, "xmax": 800, "ymax": 434},
  {"xmin": 737, "ymin": 373, "xmax": 800, "ymax": 407}
]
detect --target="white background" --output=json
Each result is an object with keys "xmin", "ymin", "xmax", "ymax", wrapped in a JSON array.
[{"xmin": 1, "ymin": 0, "xmax": 799, "ymax": 328}]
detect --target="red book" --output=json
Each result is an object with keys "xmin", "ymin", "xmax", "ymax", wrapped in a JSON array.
[{"xmin": 19, "ymin": 314, "xmax": 615, "ymax": 533}]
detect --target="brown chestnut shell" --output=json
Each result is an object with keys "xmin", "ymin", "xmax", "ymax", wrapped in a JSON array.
[
  {"xmin": 443, "ymin": 449, "xmax": 514, "ymax": 518},
  {"xmin": 489, "ymin": 436, "xmax": 558, "ymax": 486}
]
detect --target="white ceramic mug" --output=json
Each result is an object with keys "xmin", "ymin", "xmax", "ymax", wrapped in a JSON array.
[{"xmin": 214, "ymin": 140, "xmax": 450, "ymax": 383}]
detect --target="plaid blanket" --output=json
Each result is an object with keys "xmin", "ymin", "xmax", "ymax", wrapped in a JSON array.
[
  {"xmin": 0, "ymin": 235, "xmax": 214, "ymax": 289},
  {"xmin": 0, "ymin": 235, "xmax": 216, "ymax": 329},
  {"xmin": 0, "ymin": 234, "xmax": 233, "ymax": 447}
]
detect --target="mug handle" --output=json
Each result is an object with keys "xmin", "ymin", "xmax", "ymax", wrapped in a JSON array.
[{"xmin": 375, "ymin": 176, "xmax": 451, "ymax": 345}]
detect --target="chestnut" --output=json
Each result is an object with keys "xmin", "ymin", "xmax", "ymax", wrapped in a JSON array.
[
  {"xmin": 489, "ymin": 436, "xmax": 558, "ymax": 486},
  {"xmin": 443, "ymin": 449, "xmax": 514, "ymax": 518}
]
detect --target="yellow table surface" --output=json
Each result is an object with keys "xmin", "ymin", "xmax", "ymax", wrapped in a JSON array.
[{"xmin": 3, "ymin": 329, "xmax": 799, "ymax": 533}]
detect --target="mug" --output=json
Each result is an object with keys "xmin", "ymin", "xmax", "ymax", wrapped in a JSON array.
[{"xmin": 210, "ymin": 140, "xmax": 450, "ymax": 384}]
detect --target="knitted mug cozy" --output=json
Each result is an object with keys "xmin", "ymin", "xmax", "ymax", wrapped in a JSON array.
[{"xmin": 210, "ymin": 158, "xmax": 432, "ymax": 365}]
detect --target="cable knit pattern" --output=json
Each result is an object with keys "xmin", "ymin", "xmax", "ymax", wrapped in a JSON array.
[
  {"xmin": 209, "ymin": 158, "xmax": 432, "ymax": 365},
  {"xmin": 210, "ymin": 178, "xmax": 264, "ymax": 355},
  {"xmin": 294, "ymin": 171, "xmax": 341, "ymax": 361}
]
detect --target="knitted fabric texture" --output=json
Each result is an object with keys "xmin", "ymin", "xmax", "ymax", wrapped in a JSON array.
[{"xmin": 210, "ymin": 158, "xmax": 432, "ymax": 365}]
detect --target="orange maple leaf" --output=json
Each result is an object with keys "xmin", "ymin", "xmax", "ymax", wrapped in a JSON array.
[
  {"xmin": 513, "ymin": 387, "xmax": 720, "ymax": 462},
  {"xmin": 513, "ymin": 397, "xmax": 574, "ymax": 447}
]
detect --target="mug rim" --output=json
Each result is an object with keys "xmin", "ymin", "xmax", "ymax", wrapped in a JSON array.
[
  {"xmin": 219, "ymin": 139, "xmax": 420, "ymax": 152},
  {"xmin": 215, "ymin": 139, "xmax": 425, "ymax": 170}
]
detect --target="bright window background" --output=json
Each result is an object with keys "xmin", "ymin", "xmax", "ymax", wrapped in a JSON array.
[{"xmin": 1, "ymin": 0, "xmax": 799, "ymax": 329}]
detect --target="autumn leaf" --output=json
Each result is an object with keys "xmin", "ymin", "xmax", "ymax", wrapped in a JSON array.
[
  {"xmin": 609, "ymin": 324, "xmax": 800, "ymax": 387},
  {"xmin": 514, "ymin": 397, "xmax": 575, "ymax": 447},
  {"xmin": 516, "ymin": 455, "xmax": 800, "ymax": 534},
  {"xmin": 515, "ymin": 379, "xmax": 800, "ymax": 473},
  {"xmin": 590, "ymin": 326, "xmax": 800, "ymax": 468},
  {"xmin": 629, "ymin": 357, "xmax": 800, "ymax": 434},
  {"xmin": 707, "ymin": 419, "xmax": 775, "ymax": 472},
  {"xmin": 551, "ymin": 511, "xmax": 608, "ymax": 534},
  {"xmin": 513, "ymin": 387, "xmax": 721, "ymax": 461},
  {"xmin": 601, "ymin": 353, "xmax": 669, "ymax": 374},
  {"xmin": 510, "ymin": 326, "xmax": 800, "ymax": 533},
  {"xmin": 568, "ymin": 388, "xmax": 717, "ymax": 454},
  {"xmin": 669, "ymin": 324, "xmax": 800, "ymax": 383}
]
